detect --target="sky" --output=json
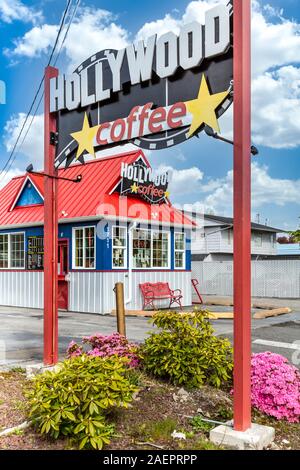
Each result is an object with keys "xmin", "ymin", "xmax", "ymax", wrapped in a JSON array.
[{"xmin": 0, "ymin": 0, "xmax": 299, "ymax": 230}]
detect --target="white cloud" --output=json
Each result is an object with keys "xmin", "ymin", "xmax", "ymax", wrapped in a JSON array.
[
  {"xmin": 0, "ymin": 0, "xmax": 42, "ymax": 24},
  {"xmin": 4, "ymin": 0, "xmax": 300, "ymax": 151},
  {"xmin": 251, "ymin": 0, "xmax": 300, "ymax": 78},
  {"xmin": 0, "ymin": 168, "xmax": 23, "ymax": 190},
  {"xmin": 3, "ymin": 113, "xmax": 44, "ymax": 169},
  {"xmin": 6, "ymin": 7, "xmax": 129, "ymax": 70},
  {"xmin": 136, "ymin": 14, "xmax": 181, "ymax": 41},
  {"xmin": 136, "ymin": 0, "xmax": 225, "ymax": 40},
  {"xmin": 136, "ymin": 0, "xmax": 300, "ymax": 149},
  {"xmin": 198, "ymin": 162, "xmax": 300, "ymax": 215},
  {"xmin": 158, "ymin": 165, "xmax": 204, "ymax": 196},
  {"xmin": 6, "ymin": 24, "xmax": 58, "ymax": 58}
]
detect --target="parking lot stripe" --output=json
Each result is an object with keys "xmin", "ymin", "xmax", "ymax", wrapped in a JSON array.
[{"xmin": 253, "ymin": 339, "xmax": 300, "ymax": 350}]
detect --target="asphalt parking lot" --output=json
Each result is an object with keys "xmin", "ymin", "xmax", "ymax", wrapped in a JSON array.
[{"xmin": 0, "ymin": 296, "xmax": 299, "ymax": 369}]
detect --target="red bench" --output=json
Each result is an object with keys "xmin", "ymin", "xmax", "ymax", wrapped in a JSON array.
[{"xmin": 139, "ymin": 282, "xmax": 183, "ymax": 310}]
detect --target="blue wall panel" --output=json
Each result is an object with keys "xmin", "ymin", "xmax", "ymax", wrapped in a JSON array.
[{"xmin": 0, "ymin": 222, "xmax": 191, "ymax": 272}]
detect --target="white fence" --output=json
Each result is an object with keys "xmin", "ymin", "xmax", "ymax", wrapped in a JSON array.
[{"xmin": 192, "ymin": 260, "xmax": 300, "ymax": 298}]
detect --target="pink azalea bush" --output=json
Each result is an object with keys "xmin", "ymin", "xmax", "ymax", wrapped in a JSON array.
[
  {"xmin": 67, "ymin": 332, "xmax": 140, "ymax": 368},
  {"xmin": 251, "ymin": 352, "xmax": 300, "ymax": 423}
]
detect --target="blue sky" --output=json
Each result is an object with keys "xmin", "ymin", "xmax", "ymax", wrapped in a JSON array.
[{"xmin": 0, "ymin": 0, "xmax": 299, "ymax": 230}]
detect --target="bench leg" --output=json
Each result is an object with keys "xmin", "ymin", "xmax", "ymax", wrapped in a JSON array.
[
  {"xmin": 169, "ymin": 297, "xmax": 183, "ymax": 310},
  {"xmin": 143, "ymin": 298, "xmax": 155, "ymax": 310}
]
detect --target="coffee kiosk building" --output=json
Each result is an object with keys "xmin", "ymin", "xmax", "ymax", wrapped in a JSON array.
[{"xmin": 0, "ymin": 150, "xmax": 194, "ymax": 313}]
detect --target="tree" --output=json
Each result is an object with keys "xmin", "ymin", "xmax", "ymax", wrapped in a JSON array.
[{"xmin": 289, "ymin": 230, "xmax": 300, "ymax": 243}]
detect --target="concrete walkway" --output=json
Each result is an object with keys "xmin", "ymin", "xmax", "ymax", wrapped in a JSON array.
[{"xmin": 0, "ymin": 295, "xmax": 298, "ymax": 368}]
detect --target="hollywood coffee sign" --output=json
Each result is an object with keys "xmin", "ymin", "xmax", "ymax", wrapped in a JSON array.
[
  {"xmin": 51, "ymin": 2, "xmax": 233, "ymax": 168},
  {"xmin": 117, "ymin": 161, "xmax": 170, "ymax": 204}
]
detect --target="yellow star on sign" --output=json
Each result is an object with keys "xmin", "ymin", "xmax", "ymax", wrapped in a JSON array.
[
  {"xmin": 71, "ymin": 113, "xmax": 98, "ymax": 160},
  {"xmin": 185, "ymin": 75, "xmax": 229, "ymax": 137},
  {"xmin": 130, "ymin": 183, "xmax": 139, "ymax": 193},
  {"xmin": 164, "ymin": 190, "xmax": 170, "ymax": 199}
]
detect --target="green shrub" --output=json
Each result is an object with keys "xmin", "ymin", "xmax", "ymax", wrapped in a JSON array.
[
  {"xmin": 141, "ymin": 310, "xmax": 233, "ymax": 388},
  {"xmin": 26, "ymin": 354, "xmax": 138, "ymax": 449}
]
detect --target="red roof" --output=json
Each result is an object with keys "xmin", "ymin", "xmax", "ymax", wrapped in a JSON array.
[{"xmin": 0, "ymin": 150, "xmax": 193, "ymax": 228}]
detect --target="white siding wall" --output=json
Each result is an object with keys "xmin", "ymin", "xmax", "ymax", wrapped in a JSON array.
[
  {"xmin": 0, "ymin": 270, "xmax": 192, "ymax": 313},
  {"xmin": 0, "ymin": 271, "xmax": 43, "ymax": 308},
  {"xmin": 70, "ymin": 271, "xmax": 192, "ymax": 314},
  {"xmin": 193, "ymin": 228, "xmax": 277, "ymax": 256},
  {"xmin": 192, "ymin": 260, "xmax": 300, "ymax": 298}
]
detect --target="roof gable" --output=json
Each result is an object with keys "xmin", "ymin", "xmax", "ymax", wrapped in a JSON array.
[{"xmin": 10, "ymin": 175, "xmax": 44, "ymax": 211}]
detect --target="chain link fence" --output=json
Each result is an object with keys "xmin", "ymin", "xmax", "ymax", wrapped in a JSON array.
[{"xmin": 192, "ymin": 260, "xmax": 300, "ymax": 298}]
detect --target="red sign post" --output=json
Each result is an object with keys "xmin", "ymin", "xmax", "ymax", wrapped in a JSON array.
[
  {"xmin": 44, "ymin": 66, "xmax": 59, "ymax": 365},
  {"xmin": 42, "ymin": 0, "xmax": 252, "ymax": 432},
  {"xmin": 233, "ymin": 0, "xmax": 252, "ymax": 431}
]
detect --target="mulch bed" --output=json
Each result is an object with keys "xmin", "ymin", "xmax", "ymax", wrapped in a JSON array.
[{"xmin": 0, "ymin": 371, "xmax": 299, "ymax": 450}]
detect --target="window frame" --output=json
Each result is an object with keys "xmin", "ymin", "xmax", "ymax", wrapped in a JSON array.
[
  {"xmin": 72, "ymin": 226, "xmax": 96, "ymax": 270},
  {"xmin": 0, "ymin": 231, "xmax": 25, "ymax": 270},
  {"xmin": 254, "ymin": 233, "xmax": 263, "ymax": 247},
  {"xmin": 174, "ymin": 231, "xmax": 186, "ymax": 270},
  {"xmin": 132, "ymin": 228, "xmax": 170, "ymax": 270},
  {"xmin": 112, "ymin": 225, "xmax": 127, "ymax": 269}
]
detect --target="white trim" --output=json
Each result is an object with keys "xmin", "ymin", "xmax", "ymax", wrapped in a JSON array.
[
  {"xmin": 72, "ymin": 225, "xmax": 96, "ymax": 270},
  {"xmin": 0, "ymin": 215, "xmax": 193, "ymax": 231},
  {"xmin": 0, "ymin": 231, "xmax": 25, "ymax": 270},
  {"xmin": 9, "ymin": 175, "xmax": 44, "ymax": 212},
  {"xmin": 132, "ymin": 227, "xmax": 170, "ymax": 270},
  {"xmin": 174, "ymin": 231, "xmax": 186, "ymax": 270},
  {"xmin": 112, "ymin": 225, "xmax": 127, "ymax": 269}
]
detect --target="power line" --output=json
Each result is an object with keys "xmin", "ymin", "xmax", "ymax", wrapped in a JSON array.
[
  {"xmin": 0, "ymin": 0, "xmax": 73, "ymax": 181},
  {"xmin": 54, "ymin": 0, "xmax": 81, "ymax": 67},
  {"xmin": 7, "ymin": 0, "xmax": 81, "ymax": 175}
]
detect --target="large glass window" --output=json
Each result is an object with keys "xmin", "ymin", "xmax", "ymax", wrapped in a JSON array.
[
  {"xmin": 112, "ymin": 226, "xmax": 127, "ymax": 268},
  {"xmin": 174, "ymin": 232, "xmax": 185, "ymax": 269},
  {"xmin": 74, "ymin": 227, "xmax": 95, "ymax": 269},
  {"xmin": 0, "ymin": 233, "xmax": 24, "ymax": 269},
  {"xmin": 11, "ymin": 234, "xmax": 25, "ymax": 268},
  {"xmin": 152, "ymin": 231, "xmax": 169, "ymax": 268},
  {"xmin": 132, "ymin": 229, "xmax": 169, "ymax": 269}
]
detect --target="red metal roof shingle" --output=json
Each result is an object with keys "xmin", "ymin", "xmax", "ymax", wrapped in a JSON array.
[{"xmin": 0, "ymin": 150, "xmax": 193, "ymax": 228}]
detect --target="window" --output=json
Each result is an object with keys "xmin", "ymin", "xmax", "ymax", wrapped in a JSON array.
[
  {"xmin": 73, "ymin": 227, "xmax": 95, "ymax": 269},
  {"xmin": 227, "ymin": 229, "xmax": 231, "ymax": 245},
  {"xmin": 0, "ymin": 233, "xmax": 25, "ymax": 269},
  {"xmin": 132, "ymin": 229, "xmax": 169, "ymax": 269},
  {"xmin": 254, "ymin": 234, "xmax": 262, "ymax": 247},
  {"xmin": 112, "ymin": 226, "xmax": 127, "ymax": 268},
  {"xmin": 0, "ymin": 234, "xmax": 8, "ymax": 268},
  {"xmin": 152, "ymin": 231, "xmax": 169, "ymax": 268},
  {"xmin": 174, "ymin": 232, "xmax": 185, "ymax": 269},
  {"xmin": 11, "ymin": 234, "xmax": 25, "ymax": 268}
]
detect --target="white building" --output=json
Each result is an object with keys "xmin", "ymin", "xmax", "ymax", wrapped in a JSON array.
[{"xmin": 189, "ymin": 213, "xmax": 281, "ymax": 262}]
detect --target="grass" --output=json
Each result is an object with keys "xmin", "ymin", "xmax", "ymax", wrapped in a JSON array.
[
  {"xmin": 191, "ymin": 416, "xmax": 214, "ymax": 433},
  {"xmin": 0, "ymin": 370, "xmax": 299, "ymax": 450},
  {"xmin": 130, "ymin": 417, "xmax": 178, "ymax": 441}
]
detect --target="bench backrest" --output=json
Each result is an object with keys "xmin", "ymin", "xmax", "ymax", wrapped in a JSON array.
[{"xmin": 140, "ymin": 282, "xmax": 171, "ymax": 296}]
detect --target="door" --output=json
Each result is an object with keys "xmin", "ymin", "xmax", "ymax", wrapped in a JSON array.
[{"xmin": 58, "ymin": 239, "xmax": 69, "ymax": 310}]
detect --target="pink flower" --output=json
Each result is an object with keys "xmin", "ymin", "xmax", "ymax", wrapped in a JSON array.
[
  {"xmin": 66, "ymin": 333, "xmax": 140, "ymax": 368},
  {"xmin": 250, "ymin": 352, "xmax": 300, "ymax": 423}
]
